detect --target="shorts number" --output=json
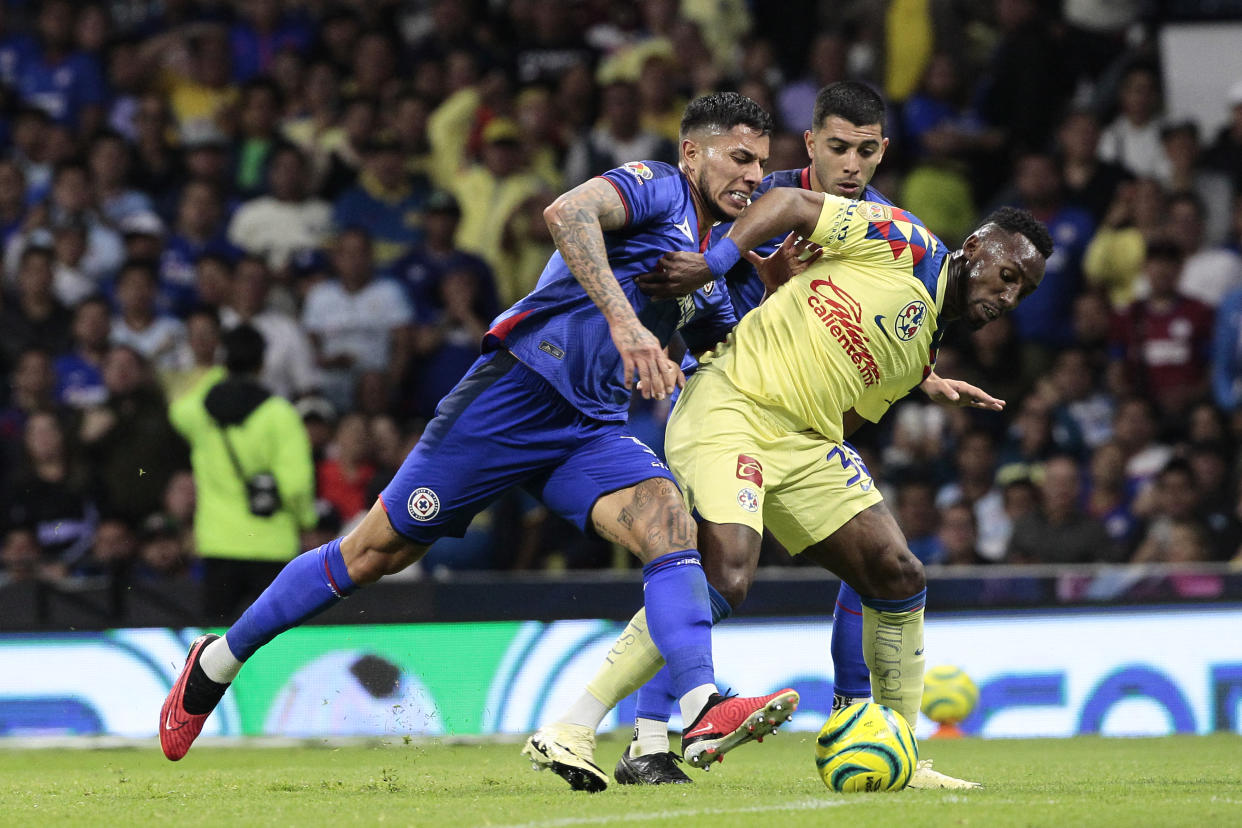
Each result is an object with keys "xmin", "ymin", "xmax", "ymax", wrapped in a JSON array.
[{"xmin": 826, "ymin": 445, "xmax": 873, "ymax": 492}]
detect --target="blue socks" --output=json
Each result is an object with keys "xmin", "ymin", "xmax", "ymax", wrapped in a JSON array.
[
  {"xmin": 640, "ymin": 550, "xmax": 714, "ymax": 697},
  {"xmin": 831, "ymin": 581, "xmax": 872, "ymax": 699},
  {"xmin": 226, "ymin": 538, "xmax": 356, "ymax": 662},
  {"xmin": 635, "ymin": 584, "xmax": 732, "ymax": 722}
]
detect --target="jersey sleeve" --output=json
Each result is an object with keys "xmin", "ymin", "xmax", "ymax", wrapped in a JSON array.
[
  {"xmin": 597, "ymin": 162, "xmax": 681, "ymax": 228},
  {"xmin": 808, "ymin": 194, "xmax": 903, "ymax": 265},
  {"xmin": 680, "ymin": 282, "xmax": 739, "ymax": 354}
]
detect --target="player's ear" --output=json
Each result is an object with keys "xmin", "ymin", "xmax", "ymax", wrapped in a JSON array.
[
  {"xmin": 680, "ymin": 136, "xmax": 699, "ymax": 171},
  {"xmin": 803, "ymin": 129, "xmax": 814, "ymax": 160},
  {"xmin": 961, "ymin": 232, "xmax": 981, "ymax": 258}
]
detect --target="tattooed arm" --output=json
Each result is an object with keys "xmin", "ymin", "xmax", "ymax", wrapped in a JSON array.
[{"xmin": 544, "ymin": 178, "xmax": 682, "ymax": 399}]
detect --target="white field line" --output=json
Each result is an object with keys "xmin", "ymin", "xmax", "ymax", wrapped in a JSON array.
[{"xmin": 491, "ymin": 798, "xmax": 847, "ymax": 828}]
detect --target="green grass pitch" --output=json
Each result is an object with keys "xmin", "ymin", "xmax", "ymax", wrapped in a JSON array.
[{"xmin": 1, "ymin": 733, "xmax": 1239, "ymax": 827}]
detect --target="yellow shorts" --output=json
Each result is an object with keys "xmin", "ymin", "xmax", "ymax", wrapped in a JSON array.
[{"xmin": 665, "ymin": 365, "xmax": 884, "ymax": 554}]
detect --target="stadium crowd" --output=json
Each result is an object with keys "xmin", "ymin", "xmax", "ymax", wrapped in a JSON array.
[{"xmin": 3, "ymin": 0, "xmax": 1242, "ymax": 590}]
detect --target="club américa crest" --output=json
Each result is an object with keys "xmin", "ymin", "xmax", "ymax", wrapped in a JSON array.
[{"xmin": 894, "ymin": 300, "xmax": 927, "ymax": 341}]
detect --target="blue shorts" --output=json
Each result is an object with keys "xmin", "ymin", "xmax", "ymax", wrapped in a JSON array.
[{"xmin": 380, "ymin": 350, "xmax": 677, "ymax": 545}]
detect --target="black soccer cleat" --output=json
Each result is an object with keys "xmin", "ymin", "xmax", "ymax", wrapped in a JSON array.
[{"xmin": 614, "ymin": 745, "xmax": 692, "ymax": 785}]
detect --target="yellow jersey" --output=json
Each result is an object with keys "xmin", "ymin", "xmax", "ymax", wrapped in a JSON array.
[{"xmin": 699, "ymin": 194, "xmax": 950, "ymax": 442}]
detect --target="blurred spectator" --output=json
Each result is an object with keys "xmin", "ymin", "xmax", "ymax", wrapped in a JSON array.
[
  {"xmin": 129, "ymin": 93, "xmax": 185, "ymax": 204},
  {"xmin": 87, "ymin": 130, "xmax": 154, "ymax": 226},
  {"xmin": 194, "ymin": 252, "xmax": 235, "ymax": 312},
  {"xmin": 75, "ymin": 517, "xmax": 135, "ymax": 578},
  {"xmin": 409, "ymin": 267, "xmax": 493, "ymax": 421},
  {"xmin": 161, "ymin": 468, "xmax": 197, "ymax": 536},
  {"xmin": 1, "ymin": 247, "xmax": 73, "ymax": 367},
  {"xmin": 500, "ymin": 189, "xmax": 558, "ymax": 310},
  {"xmin": 54, "ymin": 296, "xmax": 110, "ymax": 410},
  {"xmin": 1204, "ymin": 78, "xmax": 1242, "ymax": 190},
  {"xmin": 15, "ymin": 0, "xmax": 105, "ymax": 135},
  {"xmin": 466, "ymin": 118, "xmax": 550, "ymax": 275},
  {"xmin": 1083, "ymin": 177, "xmax": 1167, "ymax": 308},
  {"xmin": 1212, "ymin": 279, "xmax": 1242, "ymax": 412},
  {"xmin": 1109, "ymin": 239, "xmax": 1213, "ymax": 420},
  {"xmin": 974, "ymin": 0, "xmax": 1073, "ymax": 186},
  {"xmin": 233, "ymin": 78, "xmax": 284, "ymax": 197},
  {"xmin": 1112, "ymin": 396, "xmax": 1174, "ymax": 503},
  {"xmin": 998, "ymin": 396, "xmax": 1056, "ymax": 477},
  {"xmin": 935, "ymin": 430, "xmax": 1009, "ymax": 562},
  {"xmin": 1056, "ymin": 108, "xmax": 1132, "ymax": 223},
  {"xmin": 0, "ymin": 158, "xmax": 27, "ymax": 250},
  {"xmin": 159, "ymin": 179, "xmax": 238, "ymax": 318},
  {"xmin": 77, "ymin": 345, "xmax": 187, "ymax": 524},
  {"xmin": 161, "ymin": 305, "xmax": 223, "ymax": 403},
  {"xmin": 105, "ymin": 35, "xmax": 145, "ymax": 141},
  {"xmin": 1097, "ymin": 63, "xmax": 1168, "ymax": 180},
  {"xmin": 1160, "ymin": 121, "xmax": 1233, "ymax": 247},
  {"xmin": 1007, "ymin": 455, "xmax": 1117, "ymax": 564},
  {"xmin": 1001, "ymin": 151, "xmax": 1095, "ymax": 359},
  {"xmin": 933, "ymin": 501, "xmax": 986, "ymax": 566},
  {"xmin": 318, "ymin": 95, "xmax": 377, "ymax": 199},
  {"xmin": 776, "ymin": 32, "xmax": 846, "ymax": 134},
  {"xmin": 226, "ymin": 143, "xmax": 332, "ymax": 272},
  {"xmin": 1045, "ymin": 347, "xmax": 1115, "ymax": 455},
  {"xmin": 229, "ymin": 0, "xmax": 312, "ymax": 83},
  {"xmin": 3, "ymin": 411, "xmax": 99, "ymax": 574},
  {"xmin": 388, "ymin": 190, "xmax": 498, "ymax": 322},
  {"xmin": 894, "ymin": 478, "xmax": 942, "ymax": 564},
  {"xmin": 49, "ymin": 218, "xmax": 95, "ymax": 306},
  {"xmin": 282, "ymin": 59, "xmax": 345, "ymax": 184},
  {"xmin": 316, "ymin": 412, "xmax": 376, "ymax": 525},
  {"xmin": 513, "ymin": 85, "xmax": 569, "ymax": 190},
  {"xmin": 170, "ymin": 323, "xmax": 315, "ymax": 622},
  {"xmin": 295, "ymin": 395, "xmax": 336, "ymax": 462},
  {"xmin": 1165, "ymin": 191, "xmax": 1242, "ymax": 308},
  {"xmin": 110, "ymin": 259, "xmax": 187, "ymax": 372},
  {"xmin": 0, "ymin": 348, "xmax": 59, "ymax": 487},
  {"xmin": 141, "ymin": 23, "xmax": 238, "ymax": 142},
  {"xmin": 0, "ymin": 527, "xmax": 54, "ymax": 584},
  {"xmin": 7, "ymin": 107, "xmax": 53, "ymax": 207},
  {"xmin": 219, "ymin": 256, "xmax": 320, "ymax": 400},
  {"xmin": 302, "ymin": 228, "xmax": 412, "ymax": 412},
  {"xmin": 563, "ymin": 80, "xmax": 677, "ymax": 187},
  {"xmin": 1085, "ymin": 441, "xmax": 1140, "ymax": 556},
  {"xmin": 1132, "ymin": 460, "xmax": 1216, "ymax": 563},
  {"xmin": 332, "ymin": 134, "xmax": 430, "ymax": 268},
  {"xmin": 132, "ymin": 512, "xmax": 196, "ymax": 583}
]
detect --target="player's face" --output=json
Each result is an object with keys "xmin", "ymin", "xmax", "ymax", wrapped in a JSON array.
[
  {"xmin": 957, "ymin": 226, "xmax": 1044, "ymax": 330},
  {"xmin": 685, "ymin": 125, "xmax": 769, "ymax": 222},
  {"xmin": 805, "ymin": 116, "xmax": 887, "ymax": 199}
]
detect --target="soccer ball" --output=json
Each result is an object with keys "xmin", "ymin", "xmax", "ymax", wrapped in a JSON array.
[
  {"xmin": 814, "ymin": 702, "xmax": 918, "ymax": 793},
  {"xmin": 920, "ymin": 664, "xmax": 979, "ymax": 724}
]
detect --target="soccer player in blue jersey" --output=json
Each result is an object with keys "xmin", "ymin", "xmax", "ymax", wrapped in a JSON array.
[
  {"xmin": 157, "ymin": 92, "xmax": 798, "ymax": 783},
  {"xmin": 538, "ymin": 83, "xmax": 1006, "ymax": 791}
]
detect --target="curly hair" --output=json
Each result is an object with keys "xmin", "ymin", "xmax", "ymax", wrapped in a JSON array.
[{"xmin": 981, "ymin": 206, "xmax": 1054, "ymax": 259}]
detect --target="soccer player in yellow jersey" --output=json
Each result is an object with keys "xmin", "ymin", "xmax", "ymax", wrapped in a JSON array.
[{"xmin": 539, "ymin": 189, "xmax": 1051, "ymax": 785}]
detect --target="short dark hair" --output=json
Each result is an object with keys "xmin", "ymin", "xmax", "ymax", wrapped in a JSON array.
[
  {"xmin": 813, "ymin": 81, "xmax": 887, "ymax": 135},
  {"xmin": 680, "ymin": 92, "xmax": 773, "ymax": 139},
  {"xmin": 980, "ymin": 206, "xmax": 1054, "ymax": 260},
  {"xmin": 223, "ymin": 324, "xmax": 266, "ymax": 375}
]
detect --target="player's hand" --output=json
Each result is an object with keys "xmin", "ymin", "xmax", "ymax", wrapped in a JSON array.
[
  {"xmin": 636, "ymin": 251, "xmax": 712, "ymax": 299},
  {"xmin": 920, "ymin": 372, "xmax": 1005, "ymax": 411},
  {"xmin": 611, "ymin": 319, "xmax": 682, "ymax": 400},
  {"xmin": 744, "ymin": 232, "xmax": 822, "ymax": 293}
]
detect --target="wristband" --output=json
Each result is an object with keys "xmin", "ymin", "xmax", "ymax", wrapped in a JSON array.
[{"xmin": 704, "ymin": 237, "xmax": 741, "ymax": 278}]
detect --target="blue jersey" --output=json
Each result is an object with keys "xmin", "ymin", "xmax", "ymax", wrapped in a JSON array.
[
  {"xmin": 710, "ymin": 166, "xmax": 893, "ymax": 317},
  {"xmin": 484, "ymin": 161, "xmax": 736, "ymax": 422}
]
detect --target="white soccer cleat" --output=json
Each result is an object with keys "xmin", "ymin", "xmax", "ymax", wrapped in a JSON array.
[
  {"xmin": 520, "ymin": 723, "xmax": 609, "ymax": 793},
  {"xmin": 907, "ymin": 758, "xmax": 983, "ymax": 790}
]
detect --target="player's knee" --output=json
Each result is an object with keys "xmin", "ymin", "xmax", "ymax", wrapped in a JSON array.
[
  {"xmin": 635, "ymin": 492, "xmax": 698, "ymax": 560},
  {"xmin": 709, "ymin": 566, "xmax": 753, "ymax": 608},
  {"xmin": 867, "ymin": 544, "xmax": 925, "ymax": 600}
]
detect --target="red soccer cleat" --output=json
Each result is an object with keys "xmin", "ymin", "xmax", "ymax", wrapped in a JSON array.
[
  {"xmin": 159, "ymin": 634, "xmax": 222, "ymax": 761},
  {"xmin": 681, "ymin": 688, "xmax": 799, "ymax": 769}
]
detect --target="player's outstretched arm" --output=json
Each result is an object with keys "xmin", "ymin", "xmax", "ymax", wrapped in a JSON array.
[{"xmin": 544, "ymin": 178, "xmax": 681, "ymax": 400}]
